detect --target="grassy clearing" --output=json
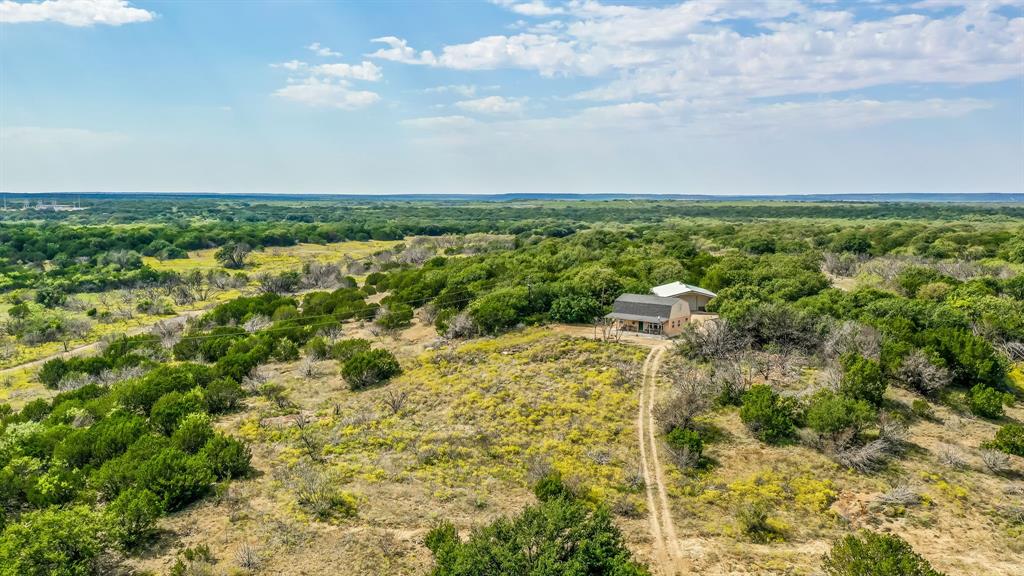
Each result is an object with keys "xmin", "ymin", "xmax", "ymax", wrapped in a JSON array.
[
  {"xmin": 125, "ymin": 327, "xmax": 648, "ymax": 575},
  {"xmin": 656, "ymin": 354, "xmax": 1024, "ymax": 575},
  {"xmin": 1, "ymin": 240, "xmax": 398, "ymax": 372},
  {"xmin": 143, "ymin": 240, "xmax": 401, "ymax": 275}
]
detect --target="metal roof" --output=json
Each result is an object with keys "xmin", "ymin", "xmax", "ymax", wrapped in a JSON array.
[
  {"xmin": 650, "ymin": 281, "xmax": 717, "ymax": 298},
  {"xmin": 605, "ymin": 312, "xmax": 668, "ymax": 323},
  {"xmin": 610, "ymin": 294, "xmax": 679, "ymax": 320}
]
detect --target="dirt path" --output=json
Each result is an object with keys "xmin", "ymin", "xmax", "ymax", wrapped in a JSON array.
[
  {"xmin": 0, "ymin": 310, "xmax": 202, "ymax": 379},
  {"xmin": 638, "ymin": 344, "xmax": 687, "ymax": 575}
]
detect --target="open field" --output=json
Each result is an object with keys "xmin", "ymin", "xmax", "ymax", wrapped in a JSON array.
[
  {"xmin": 99, "ymin": 322, "xmax": 1024, "ymax": 576},
  {"xmin": 1, "ymin": 240, "xmax": 403, "ymax": 396},
  {"xmin": 122, "ymin": 326, "xmax": 651, "ymax": 575},
  {"xmin": 142, "ymin": 240, "xmax": 401, "ymax": 276}
]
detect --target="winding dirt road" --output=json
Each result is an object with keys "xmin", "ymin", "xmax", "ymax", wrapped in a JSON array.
[{"xmin": 638, "ymin": 344, "xmax": 687, "ymax": 575}]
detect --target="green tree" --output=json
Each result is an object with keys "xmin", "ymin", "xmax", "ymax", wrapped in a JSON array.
[
  {"xmin": 214, "ymin": 242, "xmax": 252, "ymax": 269},
  {"xmin": 548, "ymin": 295, "xmax": 604, "ymax": 324},
  {"xmin": 805, "ymin": 391, "xmax": 875, "ymax": 438},
  {"xmin": 740, "ymin": 385, "xmax": 797, "ymax": 444},
  {"xmin": 171, "ymin": 412, "xmax": 215, "ymax": 454},
  {"xmin": 839, "ymin": 354, "xmax": 887, "ymax": 407}
]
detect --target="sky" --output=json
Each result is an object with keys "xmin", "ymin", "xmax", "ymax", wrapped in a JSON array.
[{"xmin": 1, "ymin": 0, "xmax": 1022, "ymax": 195}]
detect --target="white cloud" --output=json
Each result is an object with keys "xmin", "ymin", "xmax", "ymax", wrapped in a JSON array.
[
  {"xmin": 315, "ymin": 61, "xmax": 382, "ymax": 81},
  {"xmin": 455, "ymin": 95, "xmax": 526, "ymax": 114},
  {"xmin": 369, "ymin": 36, "xmax": 437, "ymax": 65},
  {"xmin": 273, "ymin": 78, "xmax": 380, "ymax": 110},
  {"xmin": 492, "ymin": 0, "xmax": 565, "ymax": 17},
  {"xmin": 271, "ymin": 47, "xmax": 382, "ymax": 110},
  {"xmin": 271, "ymin": 60, "xmax": 308, "ymax": 72},
  {"xmin": 371, "ymin": 0, "xmax": 1024, "ymax": 101},
  {"xmin": 422, "ymin": 84, "xmax": 494, "ymax": 97},
  {"xmin": 0, "ymin": 0, "xmax": 154, "ymax": 26},
  {"xmin": 307, "ymin": 42, "xmax": 342, "ymax": 57}
]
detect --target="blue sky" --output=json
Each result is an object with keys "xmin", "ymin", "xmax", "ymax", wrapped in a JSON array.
[{"xmin": 1, "ymin": 0, "xmax": 1022, "ymax": 194}]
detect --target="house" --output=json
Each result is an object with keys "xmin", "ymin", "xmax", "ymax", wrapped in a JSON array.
[
  {"xmin": 605, "ymin": 294, "xmax": 690, "ymax": 336},
  {"xmin": 650, "ymin": 281, "xmax": 716, "ymax": 313}
]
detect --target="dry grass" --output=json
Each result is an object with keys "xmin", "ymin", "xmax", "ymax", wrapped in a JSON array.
[{"xmin": 123, "ymin": 327, "xmax": 647, "ymax": 575}]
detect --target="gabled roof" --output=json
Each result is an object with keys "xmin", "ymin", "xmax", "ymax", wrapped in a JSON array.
[
  {"xmin": 607, "ymin": 293, "xmax": 679, "ymax": 323},
  {"xmin": 650, "ymin": 281, "xmax": 717, "ymax": 298}
]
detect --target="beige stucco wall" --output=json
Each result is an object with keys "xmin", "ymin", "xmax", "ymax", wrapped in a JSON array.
[{"xmin": 672, "ymin": 292, "xmax": 712, "ymax": 313}]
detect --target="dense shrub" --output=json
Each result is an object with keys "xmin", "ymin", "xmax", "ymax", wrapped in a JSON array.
[
  {"xmin": 533, "ymin": 471, "xmax": 575, "ymax": 503},
  {"xmin": 200, "ymin": 433, "xmax": 252, "ymax": 480},
  {"xmin": 271, "ymin": 338, "xmax": 300, "ymax": 362},
  {"xmin": 822, "ymin": 531, "xmax": 945, "ymax": 576},
  {"xmin": 136, "ymin": 447, "xmax": 214, "ymax": 511},
  {"xmin": 968, "ymin": 384, "xmax": 1009, "ymax": 419},
  {"xmin": 839, "ymin": 353, "xmax": 887, "ymax": 407},
  {"xmin": 328, "ymin": 338, "xmax": 371, "ymax": 362},
  {"xmin": 304, "ymin": 336, "xmax": 330, "ymax": 360},
  {"xmin": 548, "ymin": 295, "xmax": 604, "ymax": 324},
  {"xmin": 106, "ymin": 487, "xmax": 162, "ymax": 550},
  {"xmin": 424, "ymin": 499, "xmax": 649, "ymax": 576},
  {"xmin": 988, "ymin": 423, "xmax": 1024, "ymax": 457},
  {"xmin": 375, "ymin": 303, "xmax": 414, "ymax": 330},
  {"xmin": 341, "ymin": 349, "xmax": 402, "ymax": 390},
  {"xmin": 666, "ymin": 427, "xmax": 704, "ymax": 464},
  {"xmin": 805, "ymin": 391, "xmax": 875, "ymax": 438},
  {"xmin": 740, "ymin": 385, "xmax": 798, "ymax": 444},
  {"xmin": 0, "ymin": 506, "xmax": 105, "ymax": 576},
  {"xmin": 204, "ymin": 378, "xmax": 244, "ymax": 414},
  {"xmin": 91, "ymin": 435, "xmax": 171, "ymax": 501},
  {"xmin": 171, "ymin": 412, "xmax": 214, "ymax": 454},
  {"xmin": 149, "ymin": 390, "xmax": 206, "ymax": 435}
]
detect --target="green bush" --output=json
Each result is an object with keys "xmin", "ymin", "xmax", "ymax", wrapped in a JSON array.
[
  {"xmin": 136, "ymin": 448, "xmax": 214, "ymax": 511},
  {"xmin": 91, "ymin": 435, "xmax": 171, "ymax": 501},
  {"xmin": 822, "ymin": 531, "xmax": 945, "ymax": 576},
  {"xmin": 376, "ymin": 303, "xmax": 414, "ymax": 330},
  {"xmin": 304, "ymin": 336, "xmax": 330, "ymax": 360},
  {"xmin": 968, "ymin": 384, "xmax": 1009, "ymax": 419},
  {"xmin": 424, "ymin": 498, "xmax": 649, "ymax": 576},
  {"xmin": 200, "ymin": 433, "xmax": 252, "ymax": 480},
  {"xmin": 988, "ymin": 423, "xmax": 1024, "ymax": 456},
  {"xmin": 0, "ymin": 505, "xmax": 105, "ymax": 576},
  {"xmin": 106, "ymin": 487, "xmax": 162, "ymax": 550},
  {"xmin": 533, "ymin": 471, "xmax": 575, "ymax": 502},
  {"xmin": 805, "ymin": 391, "xmax": 875, "ymax": 437},
  {"xmin": 330, "ymin": 338, "xmax": 371, "ymax": 362},
  {"xmin": 839, "ymin": 354, "xmax": 887, "ymax": 407},
  {"xmin": 149, "ymin": 389, "xmax": 206, "ymax": 435},
  {"xmin": 204, "ymin": 378, "xmax": 244, "ymax": 414},
  {"xmin": 271, "ymin": 338, "xmax": 300, "ymax": 362},
  {"xmin": 548, "ymin": 295, "xmax": 604, "ymax": 324},
  {"xmin": 740, "ymin": 385, "xmax": 797, "ymax": 444},
  {"xmin": 666, "ymin": 427, "xmax": 704, "ymax": 462},
  {"xmin": 171, "ymin": 412, "xmax": 214, "ymax": 454},
  {"xmin": 341, "ymin": 349, "xmax": 402, "ymax": 390}
]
